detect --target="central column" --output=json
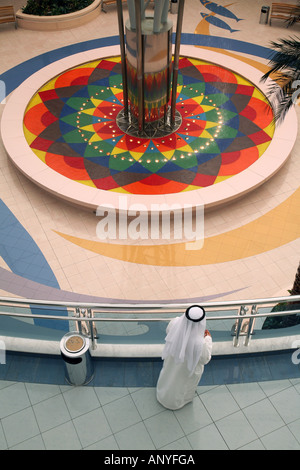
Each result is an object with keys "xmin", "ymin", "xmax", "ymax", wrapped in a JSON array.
[
  {"xmin": 126, "ymin": 1, "xmax": 173, "ymax": 128},
  {"xmin": 116, "ymin": 0, "xmax": 184, "ymax": 138}
]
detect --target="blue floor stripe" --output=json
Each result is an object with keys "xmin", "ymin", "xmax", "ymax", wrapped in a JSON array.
[
  {"xmin": 180, "ymin": 33, "xmax": 273, "ymax": 59},
  {"xmin": 0, "ymin": 36, "xmax": 120, "ymax": 96},
  {"xmin": 0, "ymin": 34, "xmax": 274, "ymax": 97},
  {"xmin": 1, "ymin": 350, "xmax": 299, "ymax": 387},
  {"xmin": 0, "ymin": 200, "xmax": 59, "ymax": 289},
  {"xmin": 0, "ymin": 200, "xmax": 68, "ymax": 331}
]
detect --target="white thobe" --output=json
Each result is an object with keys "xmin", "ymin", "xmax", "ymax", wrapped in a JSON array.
[{"xmin": 156, "ymin": 324, "xmax": 212, "ymax": 410}]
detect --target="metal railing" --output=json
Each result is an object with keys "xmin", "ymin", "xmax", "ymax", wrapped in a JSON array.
[{"xmin": 0, "ymin": 294, "xmax": 299, "ymax": 352}]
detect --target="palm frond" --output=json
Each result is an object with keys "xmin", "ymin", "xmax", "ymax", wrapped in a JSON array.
[
  {"xmin": 260, "ymin": 35, "xmax": 300, "ymax": 122},
  {"xmin": 286, "ymin": 2, "xmax": 300, "ymax": 26},
  {"xmin": 261, "ymin": 36, "xmax": 300, "ymax": 82}
]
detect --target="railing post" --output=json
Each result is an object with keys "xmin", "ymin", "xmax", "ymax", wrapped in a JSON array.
[
  {"xmin": 88, "ymin": 308, "xmax": 97, "ymax": 350},
  {"xmin": 244, "ymin": 304, "xmax": 257, "ymax": 346},
  {"xmin": 233, "ymin": 305, "xmax": 248, "ymax": 347},
  {"xmin": 75, "ymin": 307, "xmax": 82, "ymax": 334}
]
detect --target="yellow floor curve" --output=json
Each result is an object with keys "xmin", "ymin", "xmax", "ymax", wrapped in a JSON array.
[
  {"xmin": 54, "ymin": 186, "xmax": 300, "ymax": 267},
  {"xmin": 53, "ymin": 45, "xmax": 299, "ymax": 267}
]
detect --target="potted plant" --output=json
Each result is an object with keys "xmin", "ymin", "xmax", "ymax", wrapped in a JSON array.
[{"xmin": 22, "ymin": 0, "xmax": 94, "ymax": 16}]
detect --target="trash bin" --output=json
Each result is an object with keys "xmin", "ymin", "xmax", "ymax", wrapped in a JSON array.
[
  {"xmin": 60, "ymin": 332, "xmax": 94, "ymax": 386},
  {"xmin": 259, "ymin": 6, "xmax": 270, "ymax": 24},
  {"xmin": 170, "ymin": 0, "xmax": 178, "ymax": 14}
]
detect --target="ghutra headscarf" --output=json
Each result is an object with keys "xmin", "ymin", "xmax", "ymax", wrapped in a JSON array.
[{"xmin": 161, "ymin": 305, "xmax": 206, "ymax": 376}]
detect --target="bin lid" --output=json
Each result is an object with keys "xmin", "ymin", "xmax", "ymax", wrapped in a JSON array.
[{"xmin": 64, "ymin": 335, "xmax": 85, "ymax": 353}]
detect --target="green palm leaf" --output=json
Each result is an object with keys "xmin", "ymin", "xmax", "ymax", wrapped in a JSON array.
[{"xmin": 261, "ymin": 36, "xmax": 300, "ymax": 123}]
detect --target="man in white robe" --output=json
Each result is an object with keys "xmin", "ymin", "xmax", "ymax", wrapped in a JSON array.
[{"xmin": 156, "ymin": 305, "xmax": 212, "ymax": 410}]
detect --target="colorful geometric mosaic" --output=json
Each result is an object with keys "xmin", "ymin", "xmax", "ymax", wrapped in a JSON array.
[{"xmin": 23, "ymin": 56, "xmax": 274, "ymax": 195}]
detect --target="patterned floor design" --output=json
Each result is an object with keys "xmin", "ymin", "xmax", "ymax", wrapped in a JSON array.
[{"xmin": 23, "ymin": 56, "xmax": 274, "ymax": 195}]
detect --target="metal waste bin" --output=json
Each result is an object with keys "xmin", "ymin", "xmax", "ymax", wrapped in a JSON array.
[
  {"xmin": 60, "ymin": 333, "xmax": 94, "ymax": 386},
  {"xmin": 259, "ymin": 6, "xmax": 270, "ymax": 24}
]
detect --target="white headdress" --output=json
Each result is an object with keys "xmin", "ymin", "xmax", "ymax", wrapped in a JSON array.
[{"xmin": 162, "ymin": 305, "xmax": 206, "ymax": 375}]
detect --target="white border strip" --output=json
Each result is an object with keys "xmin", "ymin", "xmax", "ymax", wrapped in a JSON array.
[{"xmin": 0, "ymin": 333, "xmax": 298, "ymax": 357}]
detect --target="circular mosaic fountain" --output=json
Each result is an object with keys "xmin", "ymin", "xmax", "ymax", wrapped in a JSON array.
[
  {"xmin": 23, "ymin": 56, "xmax": 274, "ymax": 196},
  {"xmin": 1, "ymin": 46, "xmax": 297, "ymax": 212}
]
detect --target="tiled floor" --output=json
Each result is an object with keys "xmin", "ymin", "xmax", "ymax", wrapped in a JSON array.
[
  {"xmin": 0, "ymin": 376, "xmax": 300, "ymax": 450},
  {"xmin": 0, "ymin": 0, "xmax": 300, "ymax": 451}
]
